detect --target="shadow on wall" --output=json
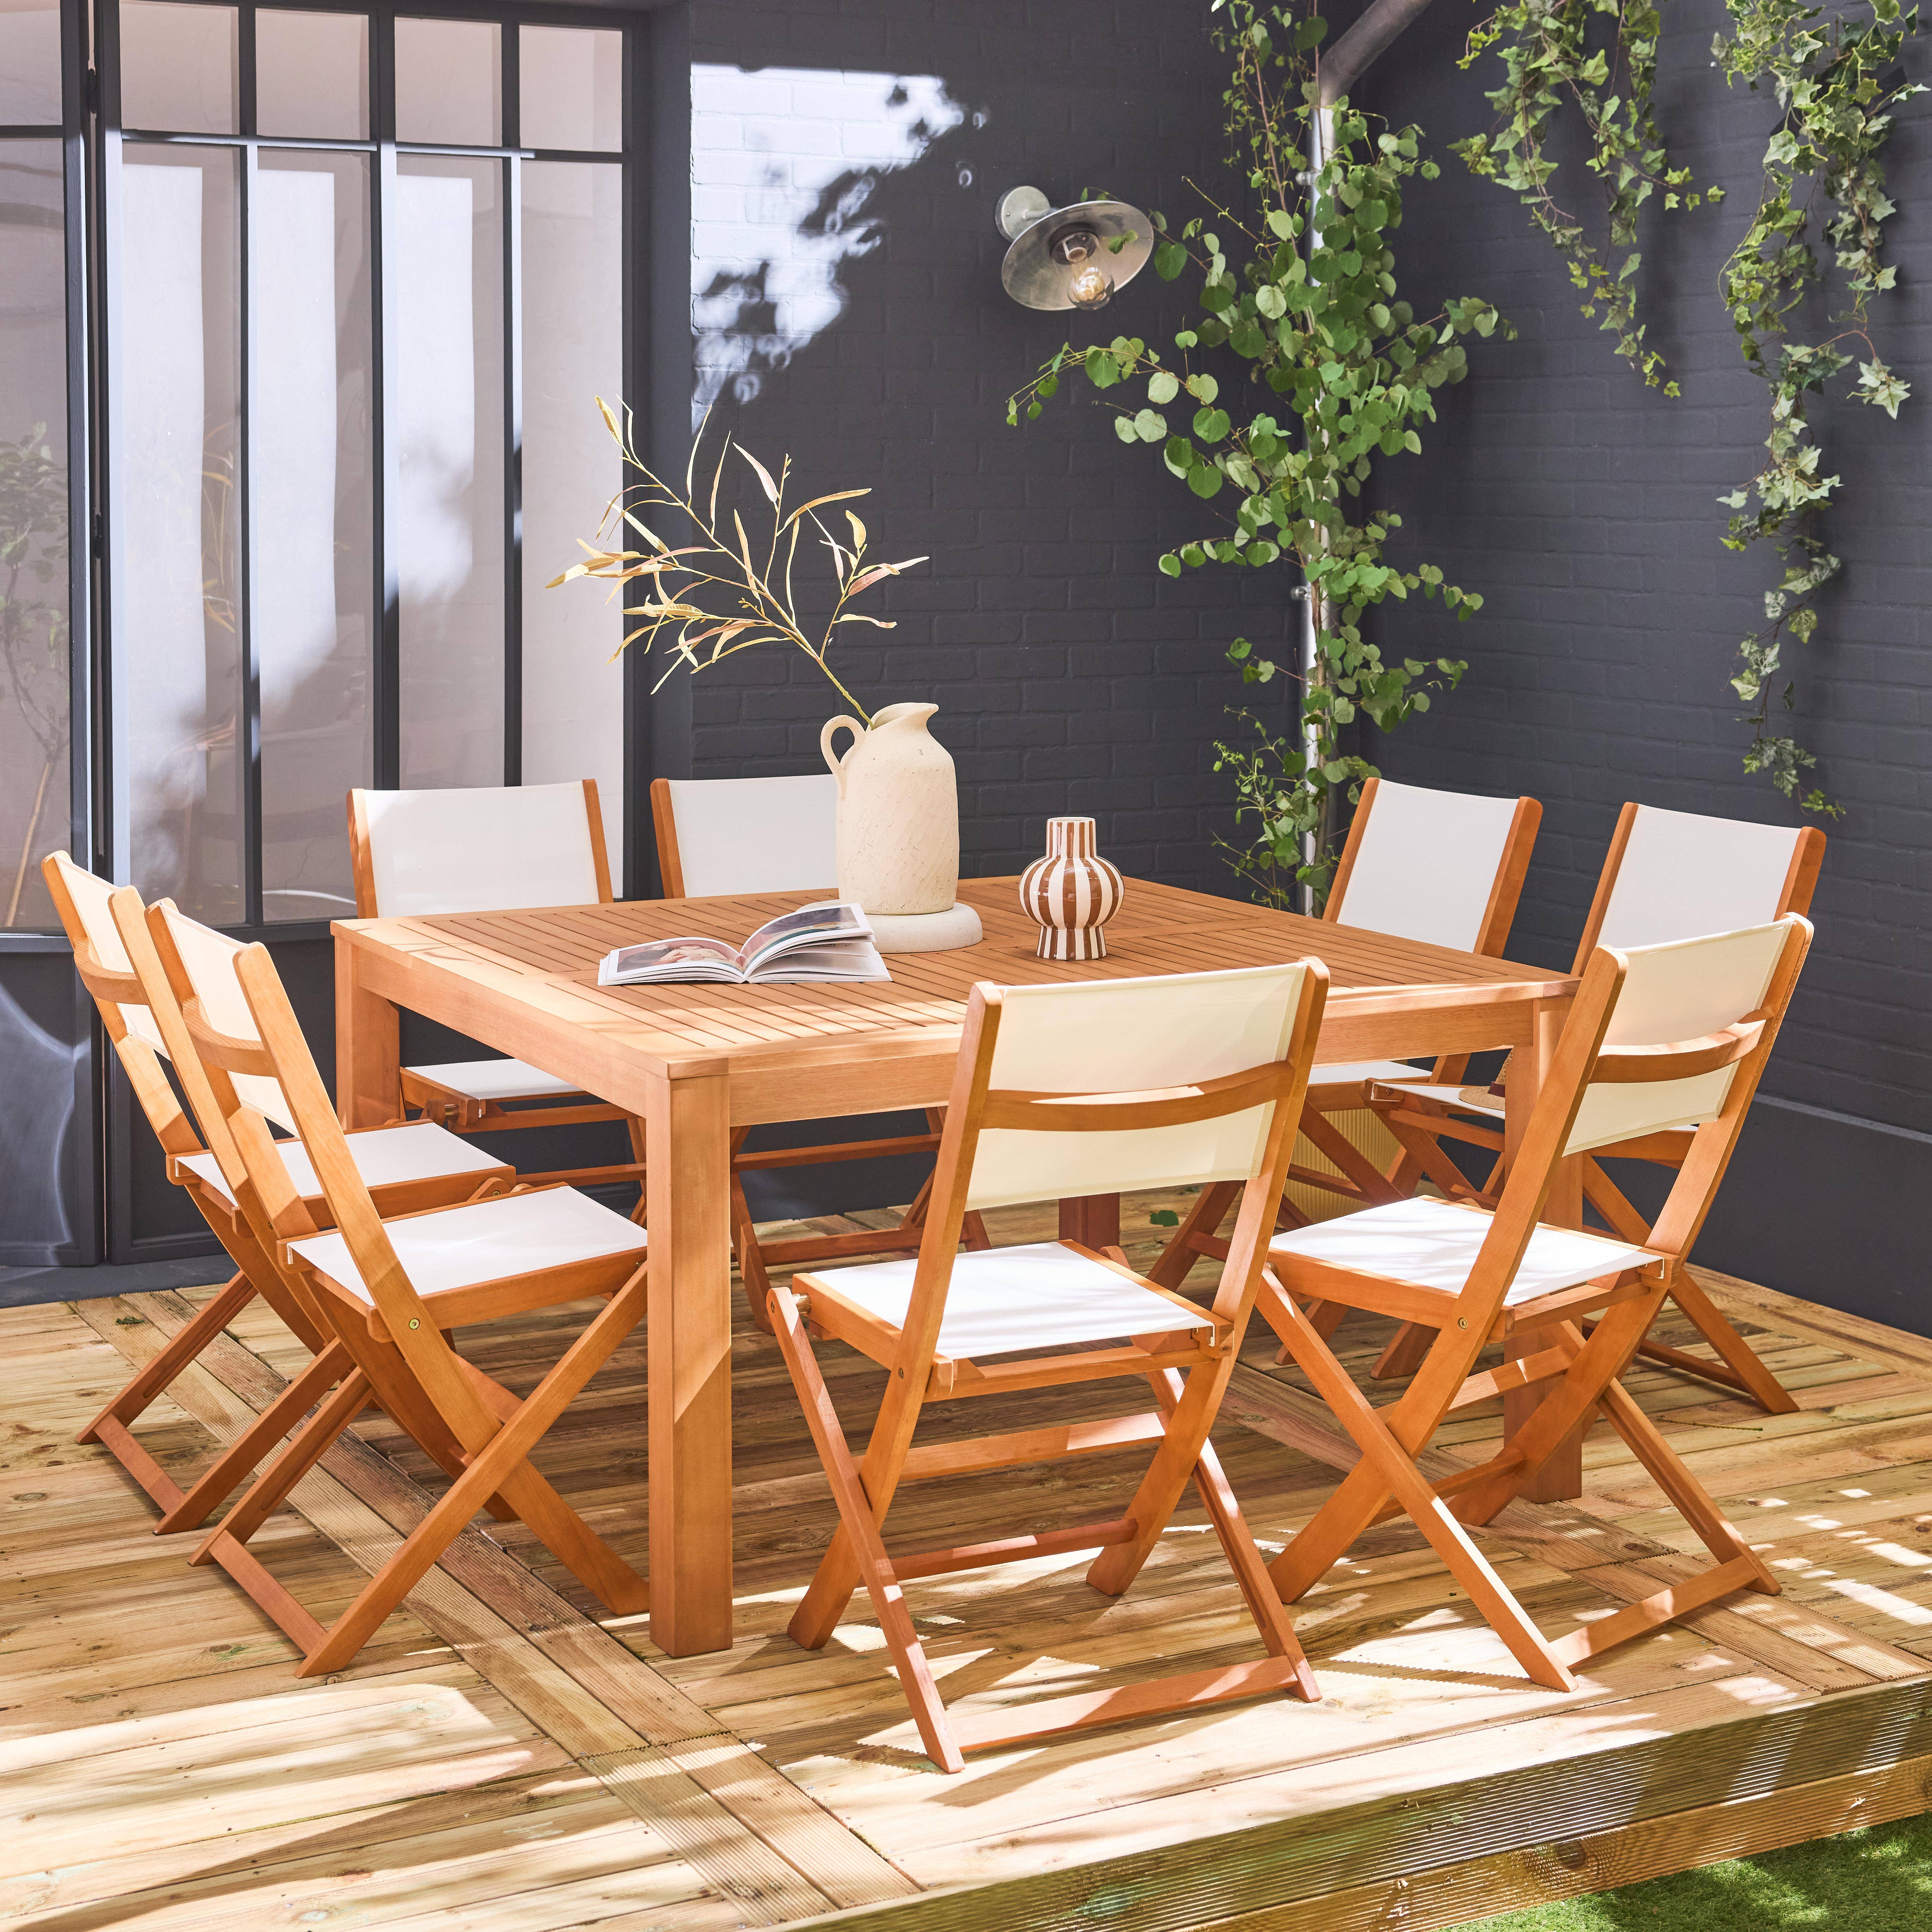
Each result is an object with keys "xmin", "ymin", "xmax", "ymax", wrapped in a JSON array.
[
  {"xmin": 691, "ymin": 65, "xmax": 974, "ymax": 421},
  {"xmin": 677, "ymin": 28, "xmax": 1294, "ymax": 901}
]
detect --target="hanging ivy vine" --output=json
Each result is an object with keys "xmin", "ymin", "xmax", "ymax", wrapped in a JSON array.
[
  {"xmin": 1005, "ymin": 2, "xmax": 1514, "ymax": 905},
  {"xmin": 1458, "ymin": 0, "xmax": 1923, "ymax": 812},
  {"xmin": 1455, "ymin": 0, "xmax": 1720, "ymax": 395},
  {"xmin": 1713, "ymin": 0, "xmax": 1922, "ymax": 813}
]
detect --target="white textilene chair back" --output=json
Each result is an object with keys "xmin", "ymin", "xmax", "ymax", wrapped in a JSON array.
[
  {"xmin": 1591, "ymin": 806, "xmax": 1813, "ymax": 954},
  {"xmin": 46, "ymin": 854, "xmax": 169, "ymax": 1056},
  {"xmin": 347, "ymin": 783, "xmax": 641, "ymax": 1183},
  {"xmin": 152, "ymin": 902, "xmax": 302, "ymax": 1133},
  {"xmin": 1561, "ymin": 920, "xmax": 1792, "ymax": 1156},
  {"xmin": 1329, "ymin": 779, "xmax": 1528, "ymax": 952},
  {"xmin": 965, "ymin": 963, "xmax": 1313, "ymax": 1210},
  {"xmin": 357, "ymin": 781, "xmax": 604, "ymax": 916},
  {"xmin": 656, "ymin": 775, "xmax": 837, "ymax": 897}
]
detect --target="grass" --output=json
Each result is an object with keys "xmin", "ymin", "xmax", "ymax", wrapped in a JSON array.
[{"xmin": 1452, "ymin": 1813, "xmax": 1932, "ymax": 1929}]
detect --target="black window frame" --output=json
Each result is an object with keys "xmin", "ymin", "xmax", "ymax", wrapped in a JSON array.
[
  {"xmin": 88, "ymin": 0, "xmax": 652, "ymax": 946},
  {"xmin": 0, "ymin": 0, "xmax": 668, "ymax": 1265}
]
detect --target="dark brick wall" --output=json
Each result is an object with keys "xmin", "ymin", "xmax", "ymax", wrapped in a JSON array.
[
  {"xmin": 659, "ymin": 0, "xmax": 1932, "ymax": 1324},
  {"xmin": 674, "ymin": 0, "xmax": 1298, "ymax": 895},
  {"xmin": 1354, "ymin": 0, "xmax": 1932, "ymax": 1143}
]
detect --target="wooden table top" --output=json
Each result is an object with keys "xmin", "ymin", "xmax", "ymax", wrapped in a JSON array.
[{"xmin": 338, "ymin": 876, "xmax": 1574, "ymax": 1117}]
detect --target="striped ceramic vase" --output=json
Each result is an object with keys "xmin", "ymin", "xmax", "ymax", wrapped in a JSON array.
[{"xmin": 1019, "ymin": 817, "xmax": 1124, "ymax": 961}]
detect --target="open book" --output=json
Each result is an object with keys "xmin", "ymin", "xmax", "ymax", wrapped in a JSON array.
[{"xmin": 596, "ymin": 901, "xmax": 889, "ymax": 987}]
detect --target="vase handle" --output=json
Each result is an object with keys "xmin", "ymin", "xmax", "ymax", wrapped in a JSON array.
[{"xmin": 820, "ymin": 715, "xmax": 863, "ymax": 798}]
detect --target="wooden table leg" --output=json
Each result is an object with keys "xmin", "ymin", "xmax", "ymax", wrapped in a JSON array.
[
  {"xmin": 1060, "ymin": 1194, "xmax": 1121, "ymax": 1249},
  {"xmin": 335, "ymin": 936, "xmax": 400, "ymax": 1128},
  {"xmin": 1504, "ymin": 996, "xmax": 1587, "ymax": 1503},
  {"xmin": 645, "ymin": 1065, "xmax": 734, "ymax": 1656}
]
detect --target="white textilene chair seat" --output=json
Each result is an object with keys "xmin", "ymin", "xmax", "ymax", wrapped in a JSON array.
[
  {"xmin": 1311, "ymin": 1058, "xmax": 1435, "ymax": 1087},
  {"xmin": 1269, "ymin": 1198, "xmax": 1660, "ymax": 1308},
  {"xmin": 176, "ymin": 1121, "xmax": 503, "ymax": 1208},
  {"xmin": 288, "ymin": 1187, "xmax": 647, "ymax": 1305},
  {"xmin": 1375, "ymin": 1075, "xmax": 1505, "ymax": 1119},
  {"xmin": 406, "ymin": 1057, "xmax": 585, "ymax": 1103},
  {"xmin": 813, "ymin": 1241, "xmax": 1210, "ymax": 1359}
]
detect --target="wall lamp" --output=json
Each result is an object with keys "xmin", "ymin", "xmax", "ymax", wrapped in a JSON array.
[{"xmin": 997, "ymin": 187, "xmax": 1153, "ymax": 312}]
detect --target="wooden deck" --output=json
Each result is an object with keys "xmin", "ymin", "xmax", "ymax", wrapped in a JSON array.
[{"xmin": 8, "ymin": 1191, "xmax": 1932, "ymax": 1932}]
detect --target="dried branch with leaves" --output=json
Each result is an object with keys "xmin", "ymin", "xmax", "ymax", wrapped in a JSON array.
[{"xmin": 547, "ymin": 401, "xmax": 927, "ymax": 728}]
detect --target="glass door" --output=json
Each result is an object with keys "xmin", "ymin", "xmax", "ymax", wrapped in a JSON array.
[
  {"xmin": 0, "ymin": 0, "xmax": 97, "ymax": 1262},
  {"xmin": 99, "ymin": 0, "xmax": 636, "ymax": 936}
]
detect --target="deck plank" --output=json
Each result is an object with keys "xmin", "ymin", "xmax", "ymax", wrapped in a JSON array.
[{"xmin": 5, "ymin": 1192, "xmax": 1931, "ymax": 1932}]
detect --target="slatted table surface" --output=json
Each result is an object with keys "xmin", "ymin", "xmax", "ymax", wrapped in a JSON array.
[
  {"xmin": 369, "ymin": 876, "xmax": 1572, "ymax": 1085},
  {"xmin": 334, "ymin": 875, "xmax": 1579, "ymax": 1658}
]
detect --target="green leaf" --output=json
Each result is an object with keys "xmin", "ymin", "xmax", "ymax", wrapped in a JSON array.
[
  {"xmin": 1186, "ymin": 373, "xmax": 1220, "ymax": 405},
  {"xmin": 1113, "ymin": 415, "xmax": 1138, "ymax": 443},
  {"xmin": 1147, "ymin": 369, "xmax": 1180, "ymax": 404},
  {"xmin": 1085, "ymin": 348, "xmax": 1120, "ymax": 389},
  {"xmin": 1158, "ymin": 551, "xmax": 1182, "ymax": 577},
  {"xmin": 1187, "ymin": 463, "xmax": 1224, "ymax": 500},
  {"xmin": 1266, "ymin": 209, "xmax": 1294, "ymax": 238},
  {"xmin": 1133, "ymin": 407, "xmax": 1167, "ymax": 442},
  {"xmin": 1154, "ymin": 239, "xmax": 1187, "ymax": 281},
  {"xmin": 1193, "ymin": 407, "xmax": 1230, "ymax": 442}
]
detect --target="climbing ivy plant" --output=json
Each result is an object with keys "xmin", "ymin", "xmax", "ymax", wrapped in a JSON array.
[
  {"xmin": 1713, "ymin": 0, "xmax": 1921, "ymax": 813},
  {"xmin": 1454, "ymin": 0, "xmax": 1721, "ymax": 395},
  {"xmin": 1457, "ymin": 0, "xmax": 1922, "ymax": 812},
  {"xmin": 1005, "ymin": 1, "xmax": 1513, "ymax": 905}
]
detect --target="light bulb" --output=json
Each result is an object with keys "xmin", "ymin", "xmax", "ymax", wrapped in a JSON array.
[{"xmin": 1067, "ymin": 261, "xmax": 1114, "ymax": 310}]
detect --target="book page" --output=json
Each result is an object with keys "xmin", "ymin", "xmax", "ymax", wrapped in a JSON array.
[
  {"xmin": 599, "ymin": 935, "xmax": 745, "ymax": 984},
  {"xmin": 741, "ymin": 900, "xmax": 872, "ymax": 974},
  {"xmin": 748, "ymin": 940, "xmax": 890, "ymax": 984}
]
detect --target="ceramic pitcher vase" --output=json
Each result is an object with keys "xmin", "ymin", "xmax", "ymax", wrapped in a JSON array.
[{"xmin": 819, "ymin": 702, "xmax": 960, "ymax": 917}]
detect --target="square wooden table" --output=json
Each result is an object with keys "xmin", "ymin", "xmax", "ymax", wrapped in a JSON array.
[{"xmin": 334, "ymin": 874, "xmax": 1579, "ymax": 1656}]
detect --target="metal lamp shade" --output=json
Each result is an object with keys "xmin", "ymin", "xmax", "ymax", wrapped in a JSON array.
[{"xmin": 999, "ymin": 199, "xmax": 1154, "ymax": 311}]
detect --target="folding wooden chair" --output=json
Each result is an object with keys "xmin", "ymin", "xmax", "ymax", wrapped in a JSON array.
[
  {"xmin": 1149, "ymin": 777, "xmax": 1539, "ymax": 1308},
  {"xmin": 350, "ymin": 780, "xmax": 647, "ymax": 1213},
  {"xmin": 650, "ymin": 773, "xmax": 989, "ymax": 1332},
  {"xmin": 1263, "ymin": 916, "xmax": 1811, "ymax": 1691},
  {"xmin": 133, "ymin": 893, "xmax": 651, "ymax": 1675},
  {"xmin": 1371, "ymin": 803, "xmax": 1825, "ymax": 1408},
  {"xmin": 770, "ymin": 958, "xmax": 1330, "ymax": 1770},
  {"xmin": 43, "ymin": 852, "xmax": 509, "ymax": 1533}
]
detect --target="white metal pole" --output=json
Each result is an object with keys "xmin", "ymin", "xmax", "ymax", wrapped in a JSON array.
[{"xmin": 1299, "ymin": 103, "xmax": 1331, "ymax": 913}]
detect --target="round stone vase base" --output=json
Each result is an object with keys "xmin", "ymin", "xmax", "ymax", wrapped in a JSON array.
[{"xmin": 867, "ymin": 903, "xmax": 985, "ymax": 955}]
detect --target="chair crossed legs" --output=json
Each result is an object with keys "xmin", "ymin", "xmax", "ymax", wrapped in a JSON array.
[
  {"xmin": 1145, "ymin": 778, "xmax": 1541, "ymax": 1388},
  {"xmin": 649, "ymin": 772, "xmax": 989, "ymax": 1330},
  {"xmin": 43, "ymin": 853, "xmax": 511, "ymax": 1548},
  {"xmin": 769, "ymin": 959, "xmax": 1330, "ymax": 1770},
  {"xmin": 1260, "ymin": 918, "xmax": 1812, "ymax": 1688},
  {"xmin": 350, "ymin": 781, "xmax": 649, "ymax": 1216},
  {"xmin": 122, "ymin": 890, "xmax": 651, "ymax": 1673},
  {"xmin": 1366, "ymin": 802, "xmax": 1826, "ymax": 1410}
]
